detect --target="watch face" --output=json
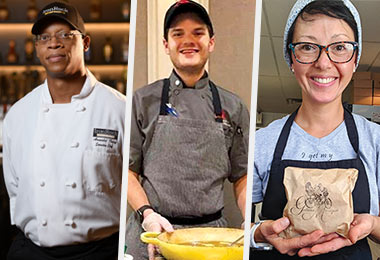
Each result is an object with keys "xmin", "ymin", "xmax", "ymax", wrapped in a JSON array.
[
  {"xmin": 137, "ymin": 205, "xmax": 153, "ymax": 221},
  {"xmin": 137, "ymin": 209, "xmax": 144, "ymax": 223}
]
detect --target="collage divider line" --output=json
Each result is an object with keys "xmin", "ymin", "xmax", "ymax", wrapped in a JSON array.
[
  {"xmin": 243, "ymin": 0, "xmax": 262, "ymax": 259},
  {"xmin": 118, "ymin": 0, "xmax": 137, "ymax": 259}
]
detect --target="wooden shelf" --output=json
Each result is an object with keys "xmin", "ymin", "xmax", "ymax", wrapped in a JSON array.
[
  {"xmin": 86, "ymin": 23, "xmax": 129, "ymax": 32},
  {"xmin": 88, "ymin": 64, "xmax": 128, "ymax": 72}
]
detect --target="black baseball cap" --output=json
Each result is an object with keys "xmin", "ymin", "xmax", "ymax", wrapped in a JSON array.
[
  {"xmin": 164, "ymin": 0, "xmax": 214, "ymax": 40},
  {"xmin": 31, "ymin": 2, "xmax": 85, "ymax": 35}
]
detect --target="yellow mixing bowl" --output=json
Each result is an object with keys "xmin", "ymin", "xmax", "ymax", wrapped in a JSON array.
[{"xmin": 140, "ymin": 227, "xmax": 244, "ymax": 260}]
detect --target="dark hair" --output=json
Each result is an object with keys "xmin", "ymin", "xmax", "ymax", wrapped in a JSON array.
[
  {"xmin": 164, "ymin": 11, "xmax": 214, "ymax": 41},
  {"xmin": 287, "ymin": 0, "xmax": 358, "ymax": 63}
]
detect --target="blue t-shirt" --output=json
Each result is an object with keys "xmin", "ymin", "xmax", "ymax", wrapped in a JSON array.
[{"xmin": 252, "ymin": 113, "xmax": 380, "ymax": 216}]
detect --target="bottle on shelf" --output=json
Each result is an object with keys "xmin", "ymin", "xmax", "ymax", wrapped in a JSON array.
[
  {"xmin": 26, "ymin": 0, "xmax": 38, "ymax": 21},
  {"xmin": 7, "ymin": 40, "xmax": 18, "ymax": 64},
  {"xmin": 18, "ymin": 72, "xmax": 27, "ymax": 100},
  {"xmin": 122, "ymin": 34, "xmax": 129, "ymax": 63},
  {"xmin": 7, "ymin": 72, "xmax": 18, "ymax": 104},
  {"xmin": 0, "ymin": 102, "xmax": 4, "ymax": 145},
  {"xmin": 23, "ymin": 70, "xmax": 33, "ymax": 96},
  {"xmin": 30, "ymin": 70, "xmax": 41, "ymax": 91},
  {"xmin": 90, "ymin": 0, "xmax": 101, "ymax": 21},
  {"xmin": 103, "ymin": 37, "xmax": 113, "ymax": 64},
  {"xmin": 24, "ymin": 36, "xmax": 35, "ymax": 64},
  {"xmin": 0, "ymin": 75, "xmax": 7, "ymax": 105},
  {"xmin": 121, "ymin": 0, "xmax": 130, "ymax": 21},
  {"xmin": 0, "ymin": 0, "xmax": 9, "ymax": 21}
]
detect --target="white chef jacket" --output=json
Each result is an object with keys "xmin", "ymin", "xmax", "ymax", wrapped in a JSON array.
[{"xmin": 2, "ymin": 69, "xmax": 125, "ymax": 247}]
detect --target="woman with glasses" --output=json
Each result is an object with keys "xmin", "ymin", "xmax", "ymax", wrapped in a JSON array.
[{"xmin": 251, "ymin": 0, "xmax": 380, "ymax": 259}]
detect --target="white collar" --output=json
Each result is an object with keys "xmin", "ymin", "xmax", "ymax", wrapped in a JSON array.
[{"xmin": 42, "ymin": 68, "xmax": 97, "ymax": 104}]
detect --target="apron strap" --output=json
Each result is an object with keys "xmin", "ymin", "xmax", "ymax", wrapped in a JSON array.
[
  {"xmin": 159, "ymin": 79, "xmax": 170, "ymax": 116},
  {"xmin": 209, "ymin": 81, "xmax": 223, "ymax": 123},
  {"xmin": 159, "ymin": 78, "xmax": 223, "ymax": 122},
  {"xmin": 344, "ymin": 107, "xmax": 359, "ymax": 154},
  {"xmin": 273, "ymin": 108, "xmax": 298, "ymax": 161}
]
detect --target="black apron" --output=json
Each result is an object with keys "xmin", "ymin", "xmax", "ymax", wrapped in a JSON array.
[
  {"xmin": 251, "ymin": 108, "xmax": 372, "ymax": 260},
  {"xmin": 7, "ymin": 230, "xmax": 118, "ymax": 260}
]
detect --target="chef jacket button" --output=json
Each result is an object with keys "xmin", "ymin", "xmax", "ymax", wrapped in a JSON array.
[
  {"xmin": 76, "ymin": 106, "xmax": 86, "ymax": 112},
  {"xmin": 174, "ymin": 89, "xmax": 180, "ymax": 95},
  {"xmin": 43, "ymin": 107, "xmax": 49, "ymax": 113},
  {"xmin": 66, "ymin": 182, "xmax": 76, "ymax": 188},
  {"xmin": 64, "ymin": 220, "xmax": 76, "ymax": 228},
  {"xmin": 25, "ymin": 232, "xmax": 30, "ymax": 238},
  {"xmin": 64, "ymin": 220, "xmax": 73, "ymax": 226},
  {"xmin": 40, "ymin": 143, "xmax": 46, "ymax": 149},
  {"xmin": 175, "ymin": 80, "xmax": 180, "ymax": 86},
  {"xmin": 41, "ymin": 219, "xmax": 47, "ymax": 226},
  {"xmin": 40, "ymin": 181, "xmax": 45, "ymax": 187},
  {"xmin": 71, "ymin": 142, "xmax": 79, "ymax": 148}
]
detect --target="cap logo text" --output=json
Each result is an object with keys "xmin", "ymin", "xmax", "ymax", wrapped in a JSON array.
[{"xmin": 42, "ymin": 6, "xmax": 68, "ymax": 16}]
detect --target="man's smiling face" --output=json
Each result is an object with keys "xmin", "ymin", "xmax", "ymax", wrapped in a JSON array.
[{"xmin": 164, "ymin": 12, "xmax": 215, "ymax": 74}]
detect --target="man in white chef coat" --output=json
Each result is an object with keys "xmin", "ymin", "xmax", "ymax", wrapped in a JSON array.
[{"xmin": 2, "ymin": 2, "xmax": 125, "ymax": 260}]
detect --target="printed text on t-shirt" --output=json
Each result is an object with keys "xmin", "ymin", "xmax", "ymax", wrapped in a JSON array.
[{"xmin": 301, "ymin": 152, "xmax": 333, "ymax": 161}]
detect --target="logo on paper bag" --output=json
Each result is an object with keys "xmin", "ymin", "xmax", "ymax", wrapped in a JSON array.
[{"xmin": 290, "ymin": 182, "xmax": 337, "ymax": 222}]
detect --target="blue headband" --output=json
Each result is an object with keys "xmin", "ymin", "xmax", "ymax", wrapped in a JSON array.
[{"xmin": 283, "ymin": 0, "xmax": 362, "ymax": 70}]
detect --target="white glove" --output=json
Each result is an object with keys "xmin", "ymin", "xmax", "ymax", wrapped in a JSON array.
[
  {"xmin": 141, "ymin": 212, "xmax": 174, "ymax": 232},
  {"xmin": 141, "ymin": 212, "xmax": 174, "ymax": 260}
]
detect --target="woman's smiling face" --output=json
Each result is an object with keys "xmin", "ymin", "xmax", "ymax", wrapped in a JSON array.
[{"xmin": 291, "ymin": 13, "xmax": 356, "ymax": 106}]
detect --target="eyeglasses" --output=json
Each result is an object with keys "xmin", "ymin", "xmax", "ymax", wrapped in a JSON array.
[
  {"xmin": 289, "ymin": 41, "xmax": 358, "ymax": 64},
  {"xmin": 35, "ymin": 31, "xmax": 83, "ymax": 44}
]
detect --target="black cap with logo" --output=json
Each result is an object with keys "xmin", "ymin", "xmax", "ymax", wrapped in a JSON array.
[
  {"xmin": 164, "ymin": 0, "xmax": 214, "ymax": 40},
  {"xmin": 31, "ymin": 2, "xmax": 85, "ymax": 35}
]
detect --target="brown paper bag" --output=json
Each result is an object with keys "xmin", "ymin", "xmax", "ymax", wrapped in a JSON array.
[{"xmin": 280, "ymin": 167, "xmax": 358, "ymax": 239}]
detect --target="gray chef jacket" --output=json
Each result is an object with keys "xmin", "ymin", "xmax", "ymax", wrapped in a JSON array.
[{"xmin": 129, "ymin": 71, "xmax": 249, "ymax": 182}]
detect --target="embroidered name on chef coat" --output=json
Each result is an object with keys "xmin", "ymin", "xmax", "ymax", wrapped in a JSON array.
[{"xmin": 93, "ymin": 128, "xmax": 118, "ymax": 149}]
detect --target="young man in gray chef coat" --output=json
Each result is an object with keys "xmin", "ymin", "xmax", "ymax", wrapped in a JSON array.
[
  {"xmin": 3, "ymin": 2, "xmax": 125, "ymax": 260},
  {"xmin": 126, "ymin": 1, "xmax": 249, "ymax": 259}
]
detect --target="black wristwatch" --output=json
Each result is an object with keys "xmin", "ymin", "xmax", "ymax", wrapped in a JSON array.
[{"xmin": 136, "ymin": 205, "xmax": 154, "ymax": 222}]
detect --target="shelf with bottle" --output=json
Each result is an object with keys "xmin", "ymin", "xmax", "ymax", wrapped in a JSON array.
[
  {"xmin": 0, "ymin": 0, "xmax": 130, "ymax": 95},
  {"xmin": 0, "ymin": 0, "xmax": 131, "ymax": 23}
]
